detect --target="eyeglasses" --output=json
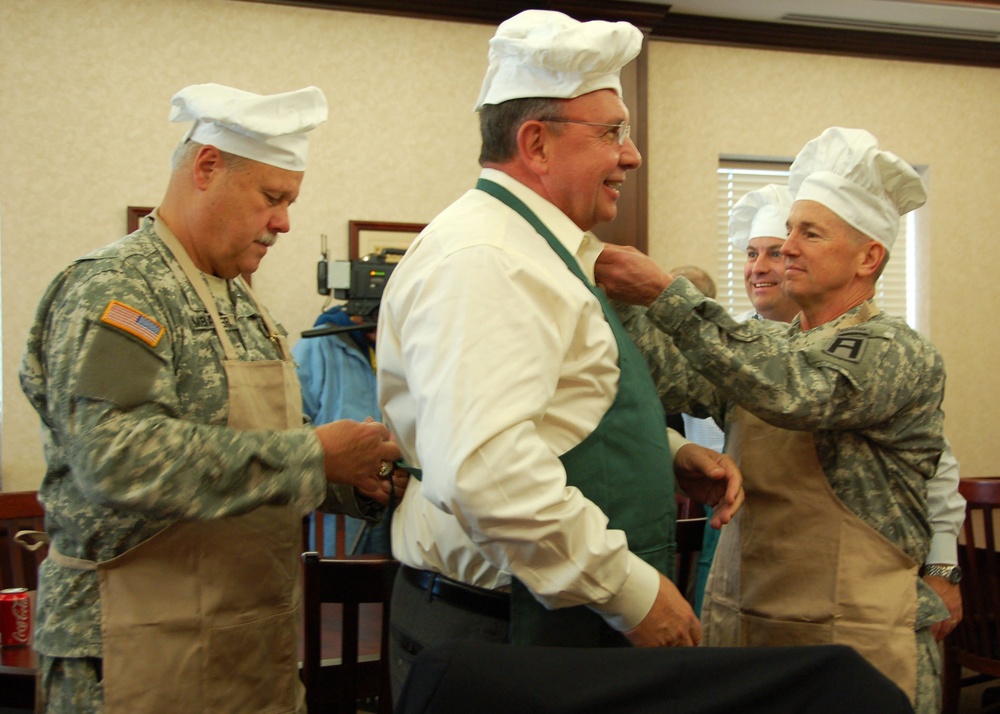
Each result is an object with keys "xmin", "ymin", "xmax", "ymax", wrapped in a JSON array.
[{"xmin": 540, "ymin": 118, "xmax": 631, "ymax": 146}]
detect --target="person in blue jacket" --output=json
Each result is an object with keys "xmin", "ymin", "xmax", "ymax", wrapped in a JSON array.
[{"xmin": 294, "ymin": 305, "xmax": 394, "ymax": 554}]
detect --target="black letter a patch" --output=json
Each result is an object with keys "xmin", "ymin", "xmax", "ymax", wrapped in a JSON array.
[{"xmin": 824, "ymin": 331, "xmax": 868, "ymax": 363}]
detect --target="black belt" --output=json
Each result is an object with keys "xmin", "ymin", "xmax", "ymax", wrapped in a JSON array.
[{"xmin": 401, "ymin": 565, "xmax": 510, "ymax": 621}]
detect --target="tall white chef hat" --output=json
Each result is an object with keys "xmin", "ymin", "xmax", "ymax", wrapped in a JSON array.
[
  {"xmin": 788, "ymin": 127, "xmax": 926, "ymax": 251},
  {"xmin": 170, "ymin": 83, "xmax": 328, "ymax": 172},
  {"xmin": 728, "ymin": 184, "xmax": 793, "ymax": 253},
  {"xmin": 474, "ymin": 10, "xmax": 643, "ymax": 111}
]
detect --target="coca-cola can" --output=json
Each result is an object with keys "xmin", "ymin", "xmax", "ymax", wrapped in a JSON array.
[{"xmin": 0, "ymin": 587, "xmax": 31, "ymax": 647}]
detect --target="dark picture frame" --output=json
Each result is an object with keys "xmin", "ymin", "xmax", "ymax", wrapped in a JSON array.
[
  {"xmin": 348, "ymin": 220, "xmax": 425, "ymax": 260},
  {"xmin": 127, "ymin": 206, "xmax": 154, "ymax": 233}
]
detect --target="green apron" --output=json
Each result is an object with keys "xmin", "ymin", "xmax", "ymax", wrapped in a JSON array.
[{"xmin": 476, "ymin": 179, "xmax": 676, "ymax": 647}]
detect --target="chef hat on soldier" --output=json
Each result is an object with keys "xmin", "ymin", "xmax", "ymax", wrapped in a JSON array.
[
  {"xmin": 474, "ymin": 10, "xmax": 643, "ymax": 111},
  {"xmin": 728, "ymin": 184, "xmax": 793, "ymax": 253},
  {"xmin": 170, "ymin": 83, "xmax": 328, "ymax": 172},
  {"xmin": 788, "ymin": 127, "xmax": 926, "ymax": 251}
]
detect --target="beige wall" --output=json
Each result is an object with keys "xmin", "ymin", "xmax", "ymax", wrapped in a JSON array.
[{"xmin": 1, "ymin": 0, "xmax": 995, "ymax": 490}]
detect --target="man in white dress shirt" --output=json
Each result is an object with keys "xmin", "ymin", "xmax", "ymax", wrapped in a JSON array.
[{"xmin": 377, "ymin": 9, "xmax": 743, "ymax": 700}]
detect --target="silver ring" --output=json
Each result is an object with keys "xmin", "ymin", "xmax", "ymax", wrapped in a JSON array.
[{"xmin": 378, "ymin": 460, "xmax": 394, "ymax": 477}]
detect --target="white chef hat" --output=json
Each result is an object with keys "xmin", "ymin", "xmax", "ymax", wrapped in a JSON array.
[
  {"xmin": 728, "ymin": 184, "xmax": 793, "ymax": 253},
  {"xmin": 474, "ymin": 10, "xmax": 643, "ymax": 111},
  {"xmin": 170, "ymin": 83, "xmax": 328, "ymax": 172},
  {"xmin": 788, "ymin": 127, "xmax": 926, "ymax": 251}
]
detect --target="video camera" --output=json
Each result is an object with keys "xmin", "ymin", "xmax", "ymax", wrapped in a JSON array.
[{"xmin": 317, "ymin": 247, "xmax": 405, "ymax": 318}]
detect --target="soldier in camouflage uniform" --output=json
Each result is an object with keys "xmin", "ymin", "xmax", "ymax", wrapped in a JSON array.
[
  {"xmin": 19, "ymin": 84, "xmax": 404, "ymax": 713},
  {"xmin": 594, "ymin": 127, "xmax": 950, "ymax": 713}
]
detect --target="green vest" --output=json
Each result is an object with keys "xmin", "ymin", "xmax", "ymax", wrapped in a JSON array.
[{"xmin": 476, "ymin": 179, "xmax": 676, "ymax": 647}]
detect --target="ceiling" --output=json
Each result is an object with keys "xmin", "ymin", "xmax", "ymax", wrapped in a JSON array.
[
  {"xmin": 241, "ymin": 0, "xmax": 1000, "ymax": 66},
  {"xmin": 654, "ymin": 0, "xmax": 1000, "ymax": 42}
]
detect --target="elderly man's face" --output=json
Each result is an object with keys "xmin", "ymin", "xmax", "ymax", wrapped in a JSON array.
[
  {"xmin": 199, "ymin": 157, "xmax": 303, "ymax": 279},
  {"xmin": 540, "ymin": 89, "xmax": 641, "ymax": 231},
  {"xmin": 782, "ymin": 200, "xmax": 874, "ymax": 311}
]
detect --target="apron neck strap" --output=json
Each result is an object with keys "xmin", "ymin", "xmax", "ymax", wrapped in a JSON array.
[
  {"xmin": 153, "ymin": 213, "xmax": 290, "ymax": 361},
  {"xmin": 234, "ymin": 275, "xmax": 292, "ymax": 361},
  {"xmin": 475, "ymin": 178, "xmax": 591, "ymax": 286}
]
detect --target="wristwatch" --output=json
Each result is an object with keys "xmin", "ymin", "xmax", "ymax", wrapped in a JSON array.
[{"xmin": 922, "ymin": 564, "xmax": 963, "ymax": 584}]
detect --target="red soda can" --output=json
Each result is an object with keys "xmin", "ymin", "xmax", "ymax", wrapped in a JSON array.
[{"xmin": 0, "ymin": 587, "xmax": 31, "ymax": 646}]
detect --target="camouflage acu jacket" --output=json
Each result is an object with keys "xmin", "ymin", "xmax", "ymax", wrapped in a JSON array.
[
  {"xmin": 620, "ymin": 277, "xmax": 946, "ymax": 570},
  {"xmin": 19, "ymin": 217, "xmax": 362, "ymax": 657}
]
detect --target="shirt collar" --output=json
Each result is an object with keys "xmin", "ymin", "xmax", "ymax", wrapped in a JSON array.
[{"xmin": 479, "ymin": 168, "xmax": 590, "ymax": 260}]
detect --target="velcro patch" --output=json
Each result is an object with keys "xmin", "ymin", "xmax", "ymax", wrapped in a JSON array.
[
  {"xmin": 823, "ymin": 331, "xmax": 868, "ymax": 363},
  {"xmin": 101, "ymin": 300, "xmax": 164, "ymax": 347}
]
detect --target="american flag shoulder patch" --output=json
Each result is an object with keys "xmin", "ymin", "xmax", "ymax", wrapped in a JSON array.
[{"xmin": 100, "ymin": 300, "xmax": 165, "ymax": 347}]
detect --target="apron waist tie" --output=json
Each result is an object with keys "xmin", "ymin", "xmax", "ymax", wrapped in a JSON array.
[{"xmin": 45, "ymin": 544, "xmax": 98, "ymax": 571}]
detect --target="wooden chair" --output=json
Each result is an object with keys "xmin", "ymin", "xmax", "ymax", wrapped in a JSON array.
[
  {"xmin": 0, "ymin": 490, "xmax": 47, "ymax": 590},
  {"xmin": 303, "ymin": 512, "xmax": 348, "ymax": 558},
  {"xmin": 675, "ymin": 516, "xmax": 707, "ymax": 602},
  {"xmin": 304, "ymin": 510, "xmax": 396, "ymax": 559},
  {"xmin": 301, "ymin": 552, "xmax": 400, "ymax": 714},
  {"xmin": 943, "ymin": 477, "xmax": 1000, "ymax": 713},
  {"xmin": 675, "ymin": 493, "xmax": 696, "ymax": 520}
]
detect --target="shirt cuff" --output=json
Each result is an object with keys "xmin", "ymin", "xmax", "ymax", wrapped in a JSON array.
[
  {"xmin": 667, "ymin": 427, "xmax": 690, "ymax": 456},
  {"xmin": 589, "ymin": 552, "xmax": 660, "ymax": 632},
  {"xmin": 925, "ymin": 532, "xmax": 958, "ymax": 566}
]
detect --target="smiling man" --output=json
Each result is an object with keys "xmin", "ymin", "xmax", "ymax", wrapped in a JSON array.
[
  {"xmin": 20, "ymin": 83, "xmax": 403, "ymax": 713},
  {"xmin": 377, "ymin": 9, "xmax": 743, "ymax": 701},
  {"xmin": 595, "ymin": 127, "xmax": 950, "ymax": 713},
  {"xmin": 730, "ymin": 183, "xmax": 800, "ymax": 323}
]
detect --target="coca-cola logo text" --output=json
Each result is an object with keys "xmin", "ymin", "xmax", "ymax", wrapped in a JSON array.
[{"xmin": 10, "ymin": 597, "xmax": 30, "ymax": 641}]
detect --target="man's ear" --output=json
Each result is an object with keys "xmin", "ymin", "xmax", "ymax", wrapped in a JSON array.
[
  {"xmin": 516, "ymin": 120, "xmax": 550, "ymax": 176},
  {"xmin": 192, "ymin": 145, "xmax": 224, "ymax": 191},
  {"xmin": 858, "ymin": 239, "xmax": 887, "ymax": 278}
]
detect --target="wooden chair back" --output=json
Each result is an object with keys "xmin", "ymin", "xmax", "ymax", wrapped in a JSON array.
[
  {"xmin": 675, "ymin": 516, "xmax": 707, "ymax": 602},
  {"xmin": 303, "ymin": 513, "xmax": 348, "ymax": 558},
  {"xmin": 675, "ymin": 493, "xmax": 696, "ymax": 520},
  {"xmin": 942, "ymin": 477, "xmax": 1000, "ymax": 713},
  {"xmin": 301, "ymin": 552, "xmax": 400, "ymax": 714},
  {"xmin": 0, "ymin": 490, "xmax": 47, "ymax": 590}
]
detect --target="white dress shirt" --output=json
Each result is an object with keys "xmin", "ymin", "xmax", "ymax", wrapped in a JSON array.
[{"xmin": 378, "ymin": 169, "xmax": 661, "ymax": 631}]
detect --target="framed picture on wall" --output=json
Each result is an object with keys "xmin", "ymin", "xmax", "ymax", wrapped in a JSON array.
[
  {"xmin": 349, "ymin": 220, "xmax": 425, "ymax": 260},
  {"xmin": 127, "ymin": 206, "xmax": 154, "ymax": 233}
]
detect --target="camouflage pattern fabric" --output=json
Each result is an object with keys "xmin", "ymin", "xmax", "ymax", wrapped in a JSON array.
[
  {"xmin": 19, "ymin": 217, "xmax": 368, "ymax": 660},
  {"xmin": 915, "ymin": 620, "xmax": 943, "ymax": 713},
  {"xmin": 37, "ymin": 655, "xmax": 104, "ymax": 714},
  {"xmin": 617, "ymin": 277, "xmax": 949, "ymax": 711},
  {"xmin": 620, "ymin": 277, "xmax": 945, "ymax": 566}
]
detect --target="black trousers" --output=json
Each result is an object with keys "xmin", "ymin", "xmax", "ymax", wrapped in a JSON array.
[{"xmin": 396, "ymin": 640, "xmax": 914, "ymax": 714}]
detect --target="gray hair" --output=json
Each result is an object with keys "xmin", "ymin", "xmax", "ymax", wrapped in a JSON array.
[
  {"xmin": 478, "ymin": 97, "xmax": 563, "ymax": 165},
  {"xmin": 843, "ymin": 222, "xmax": 891, "ymax": 283},
  {"xmin": 170, "ymin": 140, "xmax": 253, "ymax": 173}
]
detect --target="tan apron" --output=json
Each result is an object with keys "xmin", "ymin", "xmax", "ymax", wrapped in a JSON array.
[
  {"xmin": 701, "ymin": 328, "xmax": 920, "ymax": 704},
  {"xmin": 49, "ymin": 220, "xmax": 306, "ymax": 713}
]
